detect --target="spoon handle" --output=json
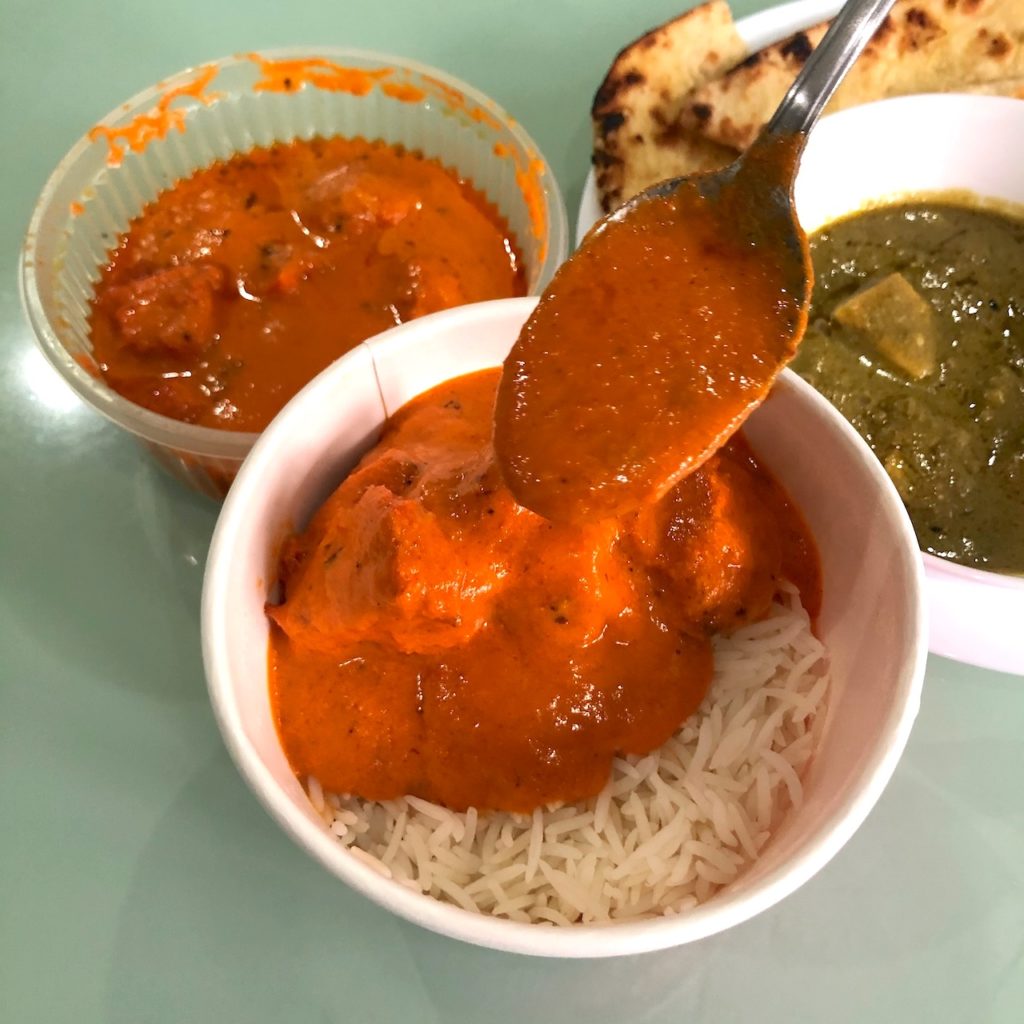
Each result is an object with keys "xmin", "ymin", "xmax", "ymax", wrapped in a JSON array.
[{"xmin": 765, "ymin": 0, "xmax": 896, "ymax": 138}]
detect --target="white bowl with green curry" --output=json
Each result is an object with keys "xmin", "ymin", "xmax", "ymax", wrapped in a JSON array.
[{"xmin": 794, "ymin": 93, "xmax": 1024, "ymax": 676}]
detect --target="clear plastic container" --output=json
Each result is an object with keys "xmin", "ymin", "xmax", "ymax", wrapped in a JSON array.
[{"xmin": 20, "ymin": 48, "xmax": 569, "ymax": 499}]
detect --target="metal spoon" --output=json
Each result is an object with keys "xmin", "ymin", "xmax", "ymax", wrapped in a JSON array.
[{"xmin": 495, "ymin": 0, "xmax": 897, "ymax": 523}]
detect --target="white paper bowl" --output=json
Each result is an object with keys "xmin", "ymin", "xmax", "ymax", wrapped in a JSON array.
[
  {"xmin": 20, "ymin": 48, "xmax": 568, "ymax": 498},
  {"xmin": 795, "ymin": 93, "xmax": 1024, "ymax": 676},
  {"xmin": 202, "ymin": 297, "xmax": 926, "ymax": 956}
]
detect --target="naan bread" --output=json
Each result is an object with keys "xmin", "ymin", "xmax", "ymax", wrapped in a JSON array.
[
  {"xmin": 963, "ymin": 77, "xmax": 1024, "ymax": 101},
  {"xmin": 681, "ymin": 0, "xmax": 1024, "ymax": 150},
  {"xmin": 591, "ymin": 0, "xmax": 745, "ymax": 213}
]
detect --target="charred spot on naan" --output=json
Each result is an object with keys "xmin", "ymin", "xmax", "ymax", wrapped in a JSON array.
[
  {"xmin": 591, "ymin": 0, "xmax": 745, "ymax": 212},
  {"xmin": 779, "ymin": 31, "xmax": 816, "ymax": 63},
  {"xmin": 677, "ymin": 0, "xmax": 1024, "ymax": 152},
  {"xmin": 896, "ymin": 8, "xmax": 943, "ymax": 48},
  {"xmin": 977, "ymin": 27, "xmax": 1013, "ymax": 59}
]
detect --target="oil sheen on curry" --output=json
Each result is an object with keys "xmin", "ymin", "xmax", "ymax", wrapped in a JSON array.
[
  {"xmin": 269, "ymin": 369, "xmax": 820, "ymax": 814},
  {"xmin": 89, "ymin": 136, "xmax": 525, "ymax": 432}
]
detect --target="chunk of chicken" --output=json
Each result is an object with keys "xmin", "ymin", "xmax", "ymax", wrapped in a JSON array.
[{"xmin": 99, "ymin": 263, "xmax": 224, "ymax": 355}]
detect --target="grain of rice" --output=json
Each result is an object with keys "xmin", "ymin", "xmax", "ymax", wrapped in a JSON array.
[
  {"xmin": 750, "ymin": 762, "xmax": 772, "ymax": 830},
  {"xmin": 795, "ymin": 671, "xmax": 830, "ymax": 720},
  {"xmin": 781, "ymin": 730, "xmax": 816, "ymax": 768},
  {"xmin": 405, "ymin": 825, "xmax": 434, "ymax": 890},
  {"xmin": 666, "ymin": 847, "xmax": 694, "ymax": 888},
  {"xmin": 684, "ymin": 838, "xmax": 739, "ymax": 874},
  {"xmin": 525, "ymin": 808, "xmax": 544, "ymax": 882},
  {"xmin": 709, "ymin": 718, "xmax": 756, "ymax": 770},
  {"xmin": 427, "ymin": 843, "xmax": 477, "ymax": 875},
  {"xmin": 694, "ymin": 875, "xmax": 715, "ymax": 902},
  {"xmin": 479, "ymin": 816, "xmax": 501, "ymax": 853},
  {"xmin": 463, "ymin": 861, "xmax": 525, "ymax": 894},
  {"xmin": 727, "ymin": 800, "xmax": 760, "ymax": 860},
  {"xmin": 488, "ymin": 829, "xmax": 532, "ymax": 867},
  {"xmin": 458, "ymin": 806, "xmax": 478, "ymax": 852},
  {"xmin": 753, "ymin": 706, "xmax": 790, "ymax": 753},
  {"xmin": 761, "ymin": 748, "xmax": 805, "ymax": 810},
  {"xmin": 695, "ymin": 859, "xmax": 737, "ymax": 885},
  {"xmin": 405, "ymin": 795, "xmax": 454, "ymax": 825},
  {"xmin": 688, "ymin": 715, "xmax": 715, "ymax": 775},
  {"xmin": 578, "ymin": 852, "xmax": 598, "ymax": 887},
  {"xmin": 532, "ymin": 905, "xmax": 574, "ymax": 927},
  {"xmin": 625, "ymin": 790, "xmax": 653, "ymax": 843},
  {"xmin": 542, "ymin": 841, "xmax": 586, "ymax": 862},
  {"xmin": 545, "ymin": 812, "xmax": 598, "ymax": 838},
  {"xmin": 318, "ymin": 589, "xmax": 830, "ymax": 923},
  {"xmin": 381, "ymin": 809, "xmax": 408, "ymax": 865},
  {"xmin": 682, "ymin": 777, "xmax": 715, "ymax": 819},
  {"xmin": 538, "ymin": 860, "xmax": 594, "ymax": 913},
  {"xmin": 492, "ymin": 892, "xmax": 542, "ymax": 916},
  {"xmin": 431, "ymin": 873, "xmax": 482, "ymax": 913},
  {"xmin": 696, "ymin": 770, "xmax": 746, "ymax": 795},
  {"xmin": 592, "ymin": 784, "xmax": 613, "ymax": 833},
  {"xmin": 714, "ymin": 793, "xmax": 739, "ymax": 845},
  {"xmin": 307, "ymin": 775, "xmax": 325, "ymax": 814},
  {"xmin": 348, "ymin": 844, "xmax": 392, "ymax": 878}
]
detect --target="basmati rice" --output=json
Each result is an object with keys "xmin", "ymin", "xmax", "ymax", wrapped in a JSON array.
[{"xmin": 313, "ymin": 581, "xmax": 829, "ymax": 924}]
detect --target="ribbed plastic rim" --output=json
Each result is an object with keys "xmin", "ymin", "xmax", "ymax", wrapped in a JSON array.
[{"xmin": 20, "ymin": 46, "xmax": 568, "ymax": 459}]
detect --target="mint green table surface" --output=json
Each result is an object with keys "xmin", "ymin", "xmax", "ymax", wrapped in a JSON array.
[{"xmin": 2, "ymin": 2, "xmax": 1022, "ymax": 1020}]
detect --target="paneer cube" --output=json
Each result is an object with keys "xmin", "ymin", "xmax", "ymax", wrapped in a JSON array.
[{"xmin": 833, "ymin": 272, "xmax": 938, "ymax": 379}]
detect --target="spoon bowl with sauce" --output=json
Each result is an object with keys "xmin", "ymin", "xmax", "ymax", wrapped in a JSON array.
[{"xmin": 495, "ymin": 0, "xmax": 896, "ymax": 523}]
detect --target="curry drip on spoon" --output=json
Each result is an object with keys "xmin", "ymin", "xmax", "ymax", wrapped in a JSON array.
[{"xmin": 495, "ymin": 137, "xmax": 809, "ymax": 523}]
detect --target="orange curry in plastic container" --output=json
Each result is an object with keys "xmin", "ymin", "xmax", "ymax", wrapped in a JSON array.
[
  {"xmin": 23, "ymin": 48, "xmax": 567, "ymax": 500},
  {"xmin": 89, "ymin": 136, "xmax": 525, "ymax": 434}
]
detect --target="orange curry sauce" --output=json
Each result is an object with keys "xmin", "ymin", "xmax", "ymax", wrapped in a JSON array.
[
  {"xmin": 495, "ymin": 136, "xmax": 809, "ymax": 522},
  {"xmin": 88, "ymin": 137, "xmax": 525, "ymax": 432},
  {"xmin": 268, "ymin": 369, "xmax": 820, "ymax": 814}
]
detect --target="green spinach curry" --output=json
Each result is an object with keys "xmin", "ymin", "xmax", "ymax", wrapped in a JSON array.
[{"xmin": 792, "ymin": 199, "xmax": 1024, "ymax": 574}]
